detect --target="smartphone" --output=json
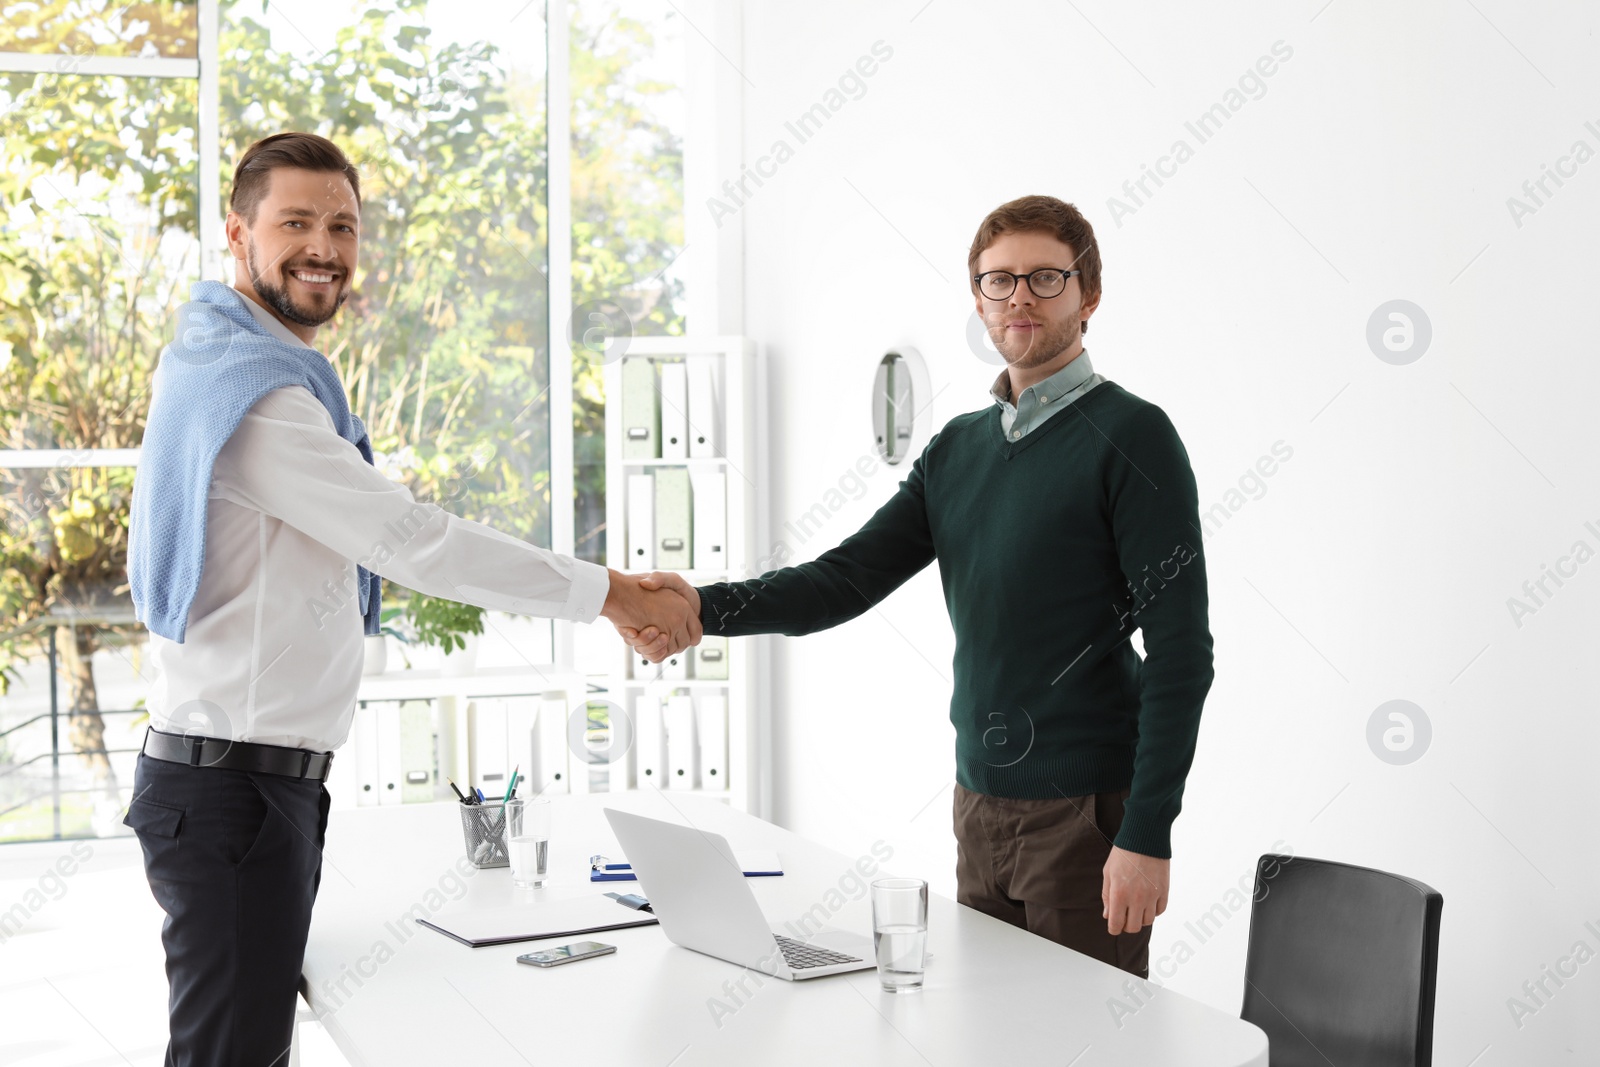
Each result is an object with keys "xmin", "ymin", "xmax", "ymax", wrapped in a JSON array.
[{"xmin": 516, "ymin": 941, "xmax": 616, "ymax": 967}]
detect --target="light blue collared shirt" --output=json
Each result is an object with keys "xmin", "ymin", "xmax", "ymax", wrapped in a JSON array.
[{"xmin": 990, "ymin": 349, "xmax": 1104, "ymax": 440}]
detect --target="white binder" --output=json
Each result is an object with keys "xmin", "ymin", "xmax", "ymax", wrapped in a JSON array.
[
  {"xmin": 505, "ymin": 696, "xmax": 538, "ymax": 792},
  {"xmin": 659, "ymin": 361, "xmax": 689, "ymax": 459},
  {"xmin": 663, "ymin": 693, "xmax": 698, "ymax": 790},
  {"xmin": 375, "ymin": 703, "xmax": 403, "ymax": 807},
  {"xmin": 696, "ymin": 692, "xmax": 728, "ymax": 791},
  {"xmin": 468, "ymin": 698, "xmax": 509, "ymax": 798},
  {"xmin": 534, "ymin": 692, "xmax": 570, "ymax": 795},
  {"xmin": 690, "ymin": 467, "xmax": 726, "ymax": 573},
  {"xmin": 686, "ymin": 356, "xmax": 721, "ymax": 458},
  {"xmin": 626, "ymin": 473, "xmax": 655, "ymax": 571},
  {"xmin": 660, "ymin": 649, "xmax": 688, "ymax": 681},
  {"xmin": 635, "ymin": 695, "xmax": 666, "ymax": 788},
  {"xmin": 352, "ymin": 703, "xmax": 381, "ymax": 808}
]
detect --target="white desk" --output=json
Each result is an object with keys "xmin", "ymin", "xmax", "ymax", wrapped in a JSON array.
[{"xmin": 302, "ymin": 792, "xmax": 1269, "ymax": 1066}]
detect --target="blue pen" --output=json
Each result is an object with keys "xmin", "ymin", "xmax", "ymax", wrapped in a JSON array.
[{"xmin": 475, "ymin": 788, "xmax": 485, "ymax": 803}]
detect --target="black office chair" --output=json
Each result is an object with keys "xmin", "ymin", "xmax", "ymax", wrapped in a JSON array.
[{"xmin": 1240, "ymin": 854, "xmax": 1443, "ymax": 1067}]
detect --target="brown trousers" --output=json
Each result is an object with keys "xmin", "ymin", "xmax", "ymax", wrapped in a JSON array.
[{"xmin": 953, "ymin": 782, "xmax": 1152, "ymax": 979}]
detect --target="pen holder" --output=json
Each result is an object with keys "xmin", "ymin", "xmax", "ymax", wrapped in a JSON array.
[{"xmin": 459, "ymin": 801, "xmax": 511, "ymax": 869}]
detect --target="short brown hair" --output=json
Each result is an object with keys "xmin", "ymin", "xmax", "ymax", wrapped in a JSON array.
[
  {"xmin": 968, "ymin": 195, "xmax": 1101, "ymax": 333},
  {"xmin": 229, "ymin": 132, "xmax": 361, "ymax": 223}
]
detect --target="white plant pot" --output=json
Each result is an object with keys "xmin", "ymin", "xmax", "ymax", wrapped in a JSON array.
[
  {"xmin": 439, "ymin": 632, "xmax": 482, "ymax": 677},
  {"xmin": 362, "ymin": 633, "xmax": 388, "ymax": 676}
]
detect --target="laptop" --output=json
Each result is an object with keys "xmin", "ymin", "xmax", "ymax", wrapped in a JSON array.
[{"xmin": 604, "ymin": 808, "xmax": 876, "ymax": 980}]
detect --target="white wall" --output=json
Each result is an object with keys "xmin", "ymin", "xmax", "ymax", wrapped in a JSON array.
[{"xmin": 728, "ymin": 0, "xmax": 1600, "ymax": 1057}]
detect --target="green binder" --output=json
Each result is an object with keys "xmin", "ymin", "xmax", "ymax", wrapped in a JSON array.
[
  {"xmin": 653, "ymin": 466, "xmax": 692, "ymax": 570},
  {"xmin": 621, "ymin": 357, "xmax": 659, "ymax": 459}
]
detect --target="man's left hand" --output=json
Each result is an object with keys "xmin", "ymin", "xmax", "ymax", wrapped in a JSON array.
[{"xmin": 1102, "ymin": 846, "xmax": 1169, "ymax": 936}]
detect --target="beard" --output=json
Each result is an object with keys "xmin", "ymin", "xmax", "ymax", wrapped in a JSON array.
[
  {"xmin": 247, "ymin": 238, "xmax": 349, "ymax": 329},
  {"xmin": 985, "ymin": 307, "xmax": 1083, "ymax": 371}
]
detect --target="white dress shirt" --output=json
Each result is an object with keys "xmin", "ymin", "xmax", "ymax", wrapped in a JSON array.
[
  {"xmin": 989, "ymin": 348, "xmax": 1104, "ymax": 439},
  {"xmin": 146, "ymin": 285, "xmax": 610, "ymax": 752}
]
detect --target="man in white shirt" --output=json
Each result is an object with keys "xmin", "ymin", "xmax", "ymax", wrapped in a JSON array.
[{"xmin": 123, "ymin": 132, "xmax": 695, "ymax": 1066}]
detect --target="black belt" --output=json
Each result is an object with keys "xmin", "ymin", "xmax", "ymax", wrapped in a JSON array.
[{"xmin": 141, "ymin": 727, "xmax": 334, "ymax": 782}]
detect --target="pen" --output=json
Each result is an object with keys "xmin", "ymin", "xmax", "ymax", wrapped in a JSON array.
[
  {"xmin": 475, "ymin": 788, "xmax": 485, "ymax": 803},
  {"xmin": 448, "ymin": 780, "xmax": 468, "ymax": 804},
  {"xmin": 502, "ymin": 766, "xmax": 520, "ymax": 806}
]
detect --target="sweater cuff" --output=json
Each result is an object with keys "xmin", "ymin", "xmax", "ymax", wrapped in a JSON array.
[
  {"xmin": 1111, "ymin": 806, "xmax": 1175, "ymax": 860},
  {"xmin": 696, "ymin": 585, "xmax": 727, "ymax": 635}
]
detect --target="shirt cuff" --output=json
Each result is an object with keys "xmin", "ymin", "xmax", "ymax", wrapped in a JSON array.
[{"xmin": 566, "ymin": 559, "xmax": 611, "ymax": 623}]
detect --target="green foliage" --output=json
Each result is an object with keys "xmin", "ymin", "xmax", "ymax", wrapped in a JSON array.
[
  {"xmin": 402, "ymin": 592, "xmax": 484, "ymax": 654},
  {"xmin": 0, "ymin": 0, "xmax": 685, "ymax": 690},
  {"xmin": 0, "ymin": 1, "xmax": 199, "ymax": 57}
]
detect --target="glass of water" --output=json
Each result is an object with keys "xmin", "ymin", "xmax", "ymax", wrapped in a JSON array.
[
  {"xmin": 871, "ymin": 877, "xmax": 928, "ymax": 993},
  {"xmin": 505, "ymin": 797, "xmax": 551, "ymax": 889}
]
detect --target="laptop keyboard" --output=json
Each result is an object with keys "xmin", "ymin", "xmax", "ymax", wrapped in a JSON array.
[{"xmin": 774, "ymin": 934, "xmax": 863, "ymax": 970}]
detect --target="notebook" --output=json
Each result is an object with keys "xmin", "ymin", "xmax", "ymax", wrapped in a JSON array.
[{"xmin": 417, "ymin": 895, "xmax": 659, "ymax": 948}]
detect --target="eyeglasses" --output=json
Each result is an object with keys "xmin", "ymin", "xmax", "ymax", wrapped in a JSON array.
[{"xmin": 973, "ymin": 268, "xmax": 1081, "ymax": 300}]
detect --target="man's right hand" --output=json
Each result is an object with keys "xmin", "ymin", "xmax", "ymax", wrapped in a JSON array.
[
  {"xmin": 599, "ymin": 569, "xmax": 701, "ymax": 662},
  {"xmin": 615, "ymin": 571, "xmax": 702, "ymax": 662}
]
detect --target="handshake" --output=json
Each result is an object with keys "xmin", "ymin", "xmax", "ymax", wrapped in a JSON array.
[{"xmin": 600, "ymin": 569, "xmax": 703, "ymax": 663}]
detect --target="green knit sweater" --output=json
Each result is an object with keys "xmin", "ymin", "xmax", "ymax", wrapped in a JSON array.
[{"xmin": 696, "ymin": 380, "xmax": 1213, "ymax": 858}]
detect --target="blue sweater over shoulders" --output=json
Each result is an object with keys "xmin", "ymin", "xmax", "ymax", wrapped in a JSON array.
[{"xmin": 128, "ymin": 281, "xmax": 382, "ymax": 643}]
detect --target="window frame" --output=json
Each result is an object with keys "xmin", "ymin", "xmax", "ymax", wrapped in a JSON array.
[{"xmin": 0, "ymin": 0, "xmax": 590, "ymax": 661}]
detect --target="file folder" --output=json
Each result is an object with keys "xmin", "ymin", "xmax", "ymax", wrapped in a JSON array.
[
  {"xmin": 417, "ymin": 897, "xmax": 659, "ymax": 948},
  {"xmin": 660, "ymin": 649, "xmax": 688, "ymax": 681},
  {"xmin": 352, "ymin": 703, "xmax": 381, "ymax": 807},
  {"xmin": 533, "ymin": 692, "xmax": 570, "ymax": 794},
  {"xmin": 505, "ymin": 695, "xmax": 538, "ymax": 794},
  {"xmin": 620, "ymin": 356, "xmax": 659, "ymax": 459},
  {"xmin": 693, "ymin": 635, "xmax": 729, "ymax": 680},
  {"xmin": 663, "ymin": 693, "xmax": 698, "ymax": 790},
  {"xmin": 653, "ymin": 466, "xmax": 692, "ymax": 570},
  {"xmin": 468, "ymin": 698, "xmax": 508, "ymax": 797},
  {"xmin": 689, "ymin": 467, "xmax": 726, "ymax": 572},
  {"xmin": 635, "ymin": 694, "xmax": 665, "ymax": 787},
  {"xmin": 626, "ymin": 473, "xmax": 655, "ymax": 570},
  {"xmin": 659, "ymin": 360, "xmax": 689, "ymax": 460},
  {"xmin": 370, "ymin": 702, "xmax": 403, "ymax": 807},
  {"xmin": 697, "ymin": 692, "xmax": 728, "ymax": 791},
  {"xmin": 398, "ymin": 700, "xmax": 435, "ymax": 804},
  {"xmin": 686, "ymin": 356, "xmax": 721, "ymax": 458}
]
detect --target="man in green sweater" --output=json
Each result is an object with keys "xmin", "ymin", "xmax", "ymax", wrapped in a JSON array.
[{"xmin": 622, "ymin": 195, "xmax": 1212, "ymax": 979}]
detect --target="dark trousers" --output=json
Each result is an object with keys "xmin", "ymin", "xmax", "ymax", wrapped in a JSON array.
[
  {"xmin": 953, "ymin": 782, "xmax": 1152, "ymax": 979},
  {"xmin": 124, "ymin": 753, "xmax": 331, "ymax": 1067}
]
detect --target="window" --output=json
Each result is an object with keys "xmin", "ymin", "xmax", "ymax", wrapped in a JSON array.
[
  {"xmin": 0, "ymin": 0, "xmax": 694, "ymax": 842},
  {"xmin": 569, "ymin": 0, "xmax": 688, "ymax": 562}
]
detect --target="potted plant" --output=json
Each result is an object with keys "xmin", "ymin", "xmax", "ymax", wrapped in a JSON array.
[
  {"xmin": 362, "ymin": 605, "xmax": 413, "ymax": 675},
  {"xmin": 404, "ymin": 593, "xmax": 486, "ymax": 676}
]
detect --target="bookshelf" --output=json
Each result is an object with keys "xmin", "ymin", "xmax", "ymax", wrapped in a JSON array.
[{"xmin": 600, "ymin": 336, "xmax": 770, "ymax": 818}]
